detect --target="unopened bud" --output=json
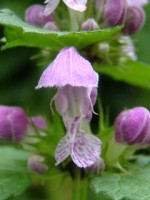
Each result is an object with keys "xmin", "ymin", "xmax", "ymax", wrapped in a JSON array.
[
  {"xmin": 44, "ymin": 22, "xmax": 59, "ymax": 31},
  {"xmin": 115, "ymin": 107, "xmax": 150, "ymax": 146},
  {"xmin": 25, "ymin": 4, "xmax": 52, "ymax": 26},
  {"xmin": 118, "ymin": 36, "xmax": 137, "ymax": 62},
  {"xmin": 123, "ymin": 6, "xmax": 145, "ymax": 35},
  {"xmin": 81, "ymin": 18, "xmax": 99, "ymax": 31},
  {"xmin": 31, "ymin": 116, "xmax": 47, "ymax": 129},
  {"xmin": 28, "ymin": 155, "xmax": 48, "ymax": 174},
  {"xmin": 98, "ymin": 42, "xmax": 110, "ymax": 54},
  {"xmin": 104, "ymin": 0, "xmax": 127, "ymax": 26},
  {"xmin": 0, "ymin": 106, "xmax": 28, "ymax": 141},
  {"xmin": 85, "ymin": 157, "xmax": 105, "ymax": 175}
]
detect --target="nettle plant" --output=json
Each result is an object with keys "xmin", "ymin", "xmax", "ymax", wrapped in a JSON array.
[{"xmin": 0, "ymin": 0, "xmax": 150, "ymax": 199}]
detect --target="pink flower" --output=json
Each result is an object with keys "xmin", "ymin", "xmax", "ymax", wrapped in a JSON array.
[
  {"xmin": 44, "ymin": 0, "xmax": 87, "ymax": 16},
  {"xmin": 36, "ymin": 47, "xmax": 101, "ymax": 168}
]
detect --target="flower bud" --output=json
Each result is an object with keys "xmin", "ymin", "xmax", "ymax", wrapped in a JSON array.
[
  {"xmin": 31, "ymin": 116, "xmax": 47, "ymax": 129},
  {"xmin": 25, "ymin": 4, "xmax": 52, "ymax": 26},
  {"xmin": 115, "ymin": 107, "xmax": 150, "ymax": 146},
  {"xmin": 104, "ymin": 0, "xmax": 127, "ymax": 27},
  {"xmin": 0, "ymin": 106, "xmax": 28, "ymax": 141},
  {"xmin": 81, "ymin": 18, "xmax": 99, "ymax": 31},
  {"xmin": 85, "ymin": 157, "xmax": 105, "ymax": 175},
  {"xmin": 118, "ymin": 36, "xmax": 137, "ymax": 63},
  {"xmin": 28, "ymin": 155, "xmax": 48, "ymax": 174},
  {"xmin": 43, "ymin": 22, "xmax": 59, "ymax": 31},
  {"xmin": 123, "ymin": 6, "xmax": 145, "ymax": 35},
  {"xmin": 98, "ymin": 42, "xmax": 110, "ymax": 54}
]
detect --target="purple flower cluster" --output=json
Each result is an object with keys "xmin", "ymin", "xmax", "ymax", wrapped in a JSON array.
[
  {"xmin": 25, "ymin": 0, "xmax": 147, "ymax": 35},
  {"xmin": 98, "ymin": 0, "xmax": 147, "ymax": 35}
]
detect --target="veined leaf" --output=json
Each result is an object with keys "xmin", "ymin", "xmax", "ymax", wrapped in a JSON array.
[
  {"xmin": 0, "ymin": 146, "xmax": 31, "ymax": 200},
  {"xmin": 90, "ymin": 163, "xmax": 150, "ymax": 200},
  {"xmin": 95, "ymin": 61, "xmax": 150, "ymax": 89},
  {"xmin": 0, "ymin": 9, "xmax": 122, "ymax": 50}
]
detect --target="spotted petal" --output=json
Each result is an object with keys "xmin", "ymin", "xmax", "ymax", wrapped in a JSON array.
[
  {"xmin": 55, "ymin": 135, "xmax": 70, "ymax": 166},
  {"xmin": 71, "ymin": 131, "xmax": 102, "ymax": 168},
  {"xmin": 63, "ymin": 0, "xmax": 87, "ymax": 12}
]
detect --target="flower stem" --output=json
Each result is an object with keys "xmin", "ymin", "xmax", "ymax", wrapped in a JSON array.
[
  {"xmin": 68, "ymin": 9, "xmax": 84, "ymax": 31},
  {"xmin": 72, "ymin": 170, "xmax": 88, "ymax": 200}
]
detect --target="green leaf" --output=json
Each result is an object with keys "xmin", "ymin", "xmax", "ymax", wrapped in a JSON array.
[
  {"xmin": 0, "ymin": 9, "xmax": 122, "ymax": 50},
  {"xmin": 90, "ymin": 164, "xmax": 150, "ymax": 200},
  {"xmin": 95, "ymin": 61, "xmax": 150, "ymax": 89},
  {"xmin": 0, "ymin": 146, "xmax": 31, "ymax": 200}
]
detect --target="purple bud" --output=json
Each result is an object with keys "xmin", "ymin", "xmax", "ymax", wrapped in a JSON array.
[
  {"xmin": 25, "ymin": 4, "xmax": 52, "ymax": 26},
  {"xmin": 28, "ymin": 155, "xmax": 48, "ymax": 174},
  {"xmin": 85, "ymin": 157, "xmax": 105, "ymax": 175},
  {"xmin": 44, "ymin": 22, "xmax": 59, "ymax": 31},
  {"xmin": 104, "ymin": 0, "xmax": 127, "ymax": 26},
  {"xmin": 115, "ymin": 107, "xmax": 150, "ymax": 146},
  {"xmin": 0, "ymin": 106, "xmax": 28, "ymax": 141},
  {"xmin": 31, "ymin": 116, "xmax": 47, "ymax": 129},
  {"xmin": 123, "ymin": 6, "xmax": 145, "ymax": 35},
  {"xmin": 81, "ymin": 18, "xmax": 100, "ymax": 31}
]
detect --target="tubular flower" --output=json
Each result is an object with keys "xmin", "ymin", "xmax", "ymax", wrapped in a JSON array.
[
  {"xmin": 36, "ymin": 47, "xmax": 101, "ymax": 168},
  {"xmin": 44, "ymin": 0, "xmax": 87, "ymax": 16}
]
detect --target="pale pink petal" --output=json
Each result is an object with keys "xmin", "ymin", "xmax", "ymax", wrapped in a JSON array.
[
  {"xmin": 71, "ymin": 131, "xmax": 102, "ymax": 168},
  {"xmin": 55, "ymin": 135, "xmax": 70, "ymax": 165},
  {"xmin": 54, "ymin": 89, "xmax": 68, "ymax": 115},
  {"xmin": 126, "ymin": 0, "xmax": 148, "ymax": 7},
  {"xmin": 63, "ymin": 0, "xmax": 87, "ymax": 12},
  {"xmin": 44, "ymin": 0, "xmax": 60, "ymax": 16},
  {"xmin": 54, "ymin": 86, "xmax": 96, "ymax": 119},
  {"xmin": 36, "ymin": 47, "xmax": 98, "ymax": 88}
]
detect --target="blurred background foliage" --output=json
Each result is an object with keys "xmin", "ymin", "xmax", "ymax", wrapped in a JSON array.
[{"xmin": 0, "ymin": 0, "xmax": 150, "ymax": 123}]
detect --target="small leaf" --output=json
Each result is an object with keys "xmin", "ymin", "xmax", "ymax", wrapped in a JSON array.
[
  {"xmin": 90, "ymin": 164, "xmax": 150, "ymax": 200},
  {"xmin": 0, "ymin": 146, "xmax": 31, "ymax": 200},
  {"xmin": 95, "ymin": 61, "xmax": 150, "ymax": 89},
  {"xmin": 0, "ymin": 9, "xmax": 122, "ymax": 50}
]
